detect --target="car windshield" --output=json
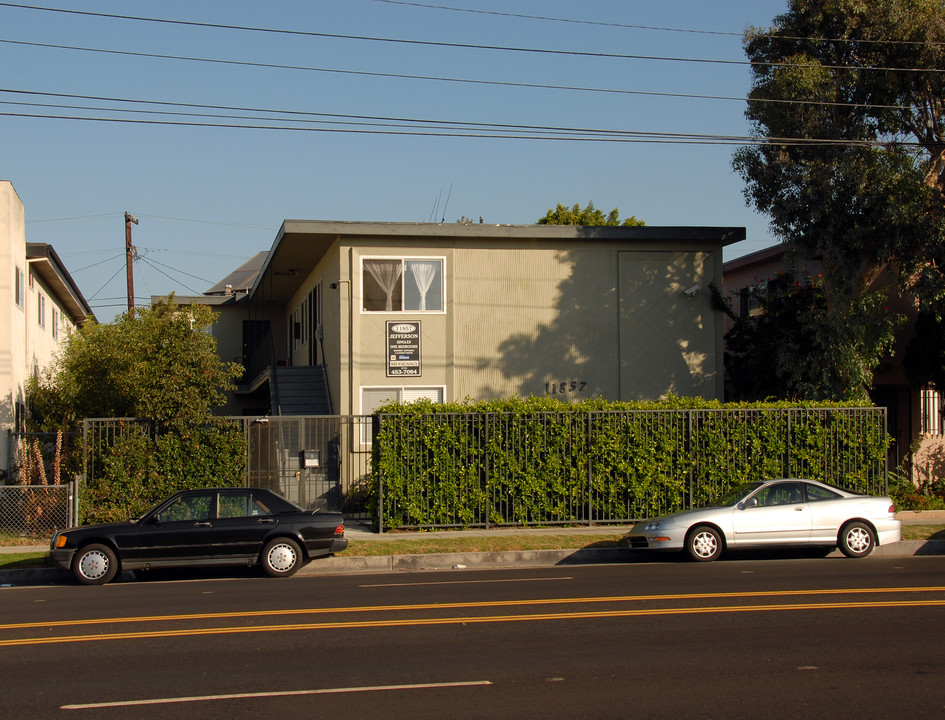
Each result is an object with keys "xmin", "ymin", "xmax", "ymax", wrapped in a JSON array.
[{"xmin": 712, "ymin": 482, "xmax": 766, "ymax": 507}]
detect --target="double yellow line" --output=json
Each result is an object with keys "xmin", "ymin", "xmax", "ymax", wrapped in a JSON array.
[{"xmin": 3, "ymin": 586, "xmax": 944, "ymax": 647}]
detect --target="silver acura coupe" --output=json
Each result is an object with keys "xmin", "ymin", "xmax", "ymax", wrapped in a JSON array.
[{"xmin": 625, "ymin": 478, "xmax": 900, "ymax": 561}]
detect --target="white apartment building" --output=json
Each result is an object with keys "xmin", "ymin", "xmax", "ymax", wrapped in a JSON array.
[{"xmin": 1, "ymin": 180, "xmax": 94, "ymax": 480}]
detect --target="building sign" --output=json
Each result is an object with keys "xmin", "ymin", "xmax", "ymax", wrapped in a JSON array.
[{"xmin": 387, "ymin": 321, "xmax": 421, "ymax": 377}]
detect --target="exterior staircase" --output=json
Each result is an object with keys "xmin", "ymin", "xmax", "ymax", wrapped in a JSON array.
[{"xmin": 271, "ymin": 365, "xmax": 332, "ymax": 415}]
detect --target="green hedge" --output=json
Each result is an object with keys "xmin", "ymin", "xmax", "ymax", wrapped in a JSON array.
[
  {"xmin": 371, "ymin": 397, "xmax": 888, "ymax": 530},
  {"xmin": 81, "ymin": 421, "xmax": 247, "ymax": 524}
]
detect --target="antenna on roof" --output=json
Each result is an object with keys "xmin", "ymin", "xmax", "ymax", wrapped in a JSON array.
[
  {"xmin": 429, "ymin": 188, "xmax": 443, "ymax": 223},
  {"xmin": 441, "ymin": 183, "xmax": 453, "ymax": 223}
]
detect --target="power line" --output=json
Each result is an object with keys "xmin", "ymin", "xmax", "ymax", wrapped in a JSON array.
[
  {"xmin": 370, "ymin": 0, "xmax": 740, "ymax": 37},
  {"xmin": 0, "ymin": 107, "xmax": 925, "ymax": 148},
  {"xmin": 0, "ymin": 10, "xmax": 942, "ymax": 73},
  {"xmin": 136, "ymin": 256, "xmax": 205, "ymax": 295},
  {"xmin": 3, "ymin": 0, "xmax": 941, "ymax": 57},
  {"xmin": 372, "ymin": 0, "xmax": 945, "ymax": 48},
  {"xmin": 0, "ymin": 90, "xmax": 927, "ymax": 144},
  {"xmin": 0, "ymin": 79, "xmax": 920, "ymax": 115}
]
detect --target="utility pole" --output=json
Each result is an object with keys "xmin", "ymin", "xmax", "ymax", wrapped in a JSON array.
[{"xmin": 124, "ymin": 212, "xmax": 138, "ymax": 312}]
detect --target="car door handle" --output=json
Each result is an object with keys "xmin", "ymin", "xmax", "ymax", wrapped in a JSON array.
[
  {"xmin": 794, "ymin": 507, "xmax": 804, "ymax": 511},
  {"xmin": 195, "ymin": 521, "xmax": 212, "ymax": 527},
  {"xmin": 256, "ymin": 518, "xmax": 275, "ymax": 524}
]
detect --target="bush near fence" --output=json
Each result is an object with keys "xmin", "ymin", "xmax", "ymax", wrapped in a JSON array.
[
  {"xmin": 83, "ymin": 420, "xmax": 247, "ymax": 524},
  {"xmin": 372, "ymin": 397, "xmax": 888, "ymax": 530}
]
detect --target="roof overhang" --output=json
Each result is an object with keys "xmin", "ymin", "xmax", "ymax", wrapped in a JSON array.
[
  {"xmin": 250, "ymin": 220, "xmax": 746, "ymax": 306},
  {"xmin": 26, "ymin": 243, "xmax": 96, "ymax": 324}
]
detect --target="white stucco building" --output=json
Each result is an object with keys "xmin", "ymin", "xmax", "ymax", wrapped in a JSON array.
[{"xmin": 1, "ymin": 181, "xmax": 94, "ymax": 480}]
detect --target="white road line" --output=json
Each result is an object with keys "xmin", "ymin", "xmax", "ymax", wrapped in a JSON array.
[{"xmin": 61, "ymin": 680, "xmax": 493, "ymax": 710}]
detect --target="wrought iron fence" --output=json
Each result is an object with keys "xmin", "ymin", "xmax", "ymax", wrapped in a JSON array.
[
  {"xmin": 0, "ymin": 482, "xmax": 78, "ymax": 539},
  {"xmin": 81, "ymin": 416, "xmax": 374, "ymax": 518},
  {"xmin": 8, "ymin": 408, "xmax": 886, "ymax": 532},
  {"xmin": 231, "ymin": 415, "xmax": 373, "ymax": 516},
  {"xmin": 375, "ymin": 407, "xmax": 889, "ymax": 530}
]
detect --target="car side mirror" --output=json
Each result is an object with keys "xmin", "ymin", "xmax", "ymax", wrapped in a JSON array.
[{"xmin": 744, "ymin": 497, "xmax": 759, "ymax": 509}]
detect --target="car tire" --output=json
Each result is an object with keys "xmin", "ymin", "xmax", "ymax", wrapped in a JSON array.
[
  {"xmin": 262, "ymin": 538, "xmax": 303, "ymax": 577},
  {"xmin": 73, "ymin": 544, "xmax": 119, "ymax": 585},
  {"xmin": 686, "ymin": 525, "xmax": 723, "ymax": 562},
  {"xmin": 839, "ymin": 521, "xmax": 875, "ymax": 558}
]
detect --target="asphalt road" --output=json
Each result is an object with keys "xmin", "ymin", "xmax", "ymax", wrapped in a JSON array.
[{"xmin": 3, "ymin": 555, "xmax": 945, "ymax": 719}]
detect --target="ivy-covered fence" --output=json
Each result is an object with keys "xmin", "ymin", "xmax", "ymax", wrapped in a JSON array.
[{"xmin": 373, "ymin": 401, "xmax": 888, "ymax": 531}]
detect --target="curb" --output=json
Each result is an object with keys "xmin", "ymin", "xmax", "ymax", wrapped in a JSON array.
[{"xmin": 5, "ymin": 540, "xmax": 943, "ymax": 587}]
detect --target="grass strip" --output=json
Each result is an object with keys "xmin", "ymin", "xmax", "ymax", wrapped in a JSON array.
[{"xmin": 1, "ymin": 526, "xmax": 942, "ymax": 571}]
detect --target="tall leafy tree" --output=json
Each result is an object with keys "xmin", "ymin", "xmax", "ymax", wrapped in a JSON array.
[
  {"xmin": 28, "ymin": 296, "xmax": 242, "ymax": 431},
  {"xmin": 732, "ymin": 0, "xmax": 945, "ymax": 397},
  {"xmin": 27, "ymin": 297, "xmax": 245, "ymax": 521},
  {"xmin": 538, "ymin": 201, "xmax": 645, "ymax": 226},
  {"xmin": 715, "ymin": 271, "xmax": 900, "ymax": 401}
]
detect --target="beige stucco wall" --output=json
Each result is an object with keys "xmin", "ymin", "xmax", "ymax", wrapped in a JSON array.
[{"xmin": 337, "ymin": 240, "xmax": 722, "ymax": 411}]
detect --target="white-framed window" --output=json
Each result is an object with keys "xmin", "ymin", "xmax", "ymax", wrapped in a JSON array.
[
  {"xmin": 920, "ymin": 385, "xmax": 943, "ymax": 436},
  {"xmin": 51, "ymin": 308, "xmax": 60, "ymax": 341},
  {"xmin": 360, "ymin": 386, "xmax": 445, "ymax": 444},
  {"xmin": 362, "ymin": 257, "xmax": 445, "ymax": 313},
  {"xmin": 15, "ymin": 267, "xmax": 25, "ymax": 309},
  {"xmin": 37, "ymin": 293, "xmax": 46, "ymax": 329}
]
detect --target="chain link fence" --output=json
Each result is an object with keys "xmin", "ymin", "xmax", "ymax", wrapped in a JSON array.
[{"xmin": 0, "ymin": 482, "xmax": 78, "ymax": 540}]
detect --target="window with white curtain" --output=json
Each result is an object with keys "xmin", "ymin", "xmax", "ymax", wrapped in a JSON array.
[{"xmin": 362, "ymin": 257, "xmax": 444, "ymax": 312}]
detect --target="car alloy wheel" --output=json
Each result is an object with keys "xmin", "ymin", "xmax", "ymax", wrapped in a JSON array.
[
  {"xmin": 839, "ymin": 521, "xmax": 875, "ymax": 558},
  {"xmin": 687, "ymin": 525, "xmax": 722, "ymax": 562},
  {"xmin": 262, "ymin": 538, "xmax": 302, "ymax": 577},
  {"xmin": 73, "ymin": 544, "xmax": 119, "ymax": 585}
]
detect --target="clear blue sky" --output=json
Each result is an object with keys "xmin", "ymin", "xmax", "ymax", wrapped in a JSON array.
[{"xmin": 1, "ymin": 0, "xmax": 791, "ymax": 321}]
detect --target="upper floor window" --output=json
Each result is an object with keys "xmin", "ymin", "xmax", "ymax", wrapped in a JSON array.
[
  {"xmin": 15, "ymin": 267, "xmax": 25, "ymax": 309},
  {"xmin": 362, "ymin": 257, "xmax": 444, "ymax": 313},
  {"xmin": 52, "ymin": 308, "xmax": 60, "ymax": 341},
  {"xmin": 37, "ymin": 293, "xmax": 46, "ymax": 328}
]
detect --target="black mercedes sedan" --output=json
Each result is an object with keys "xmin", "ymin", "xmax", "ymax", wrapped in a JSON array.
[{"xmin": 50, "ymin": 487, "xmax": 348, "ymax": 585}]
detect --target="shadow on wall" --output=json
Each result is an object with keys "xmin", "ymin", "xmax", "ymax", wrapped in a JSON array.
[
  {"xmin": 478, "ymin": 246, "xmax": 716, "ymax": 402},
  {"xmin": 912, "ymin": 436, "xmax": 945, "ymax": 490}
]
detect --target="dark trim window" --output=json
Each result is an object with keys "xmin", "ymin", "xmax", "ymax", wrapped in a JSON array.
[{"xmin": 15, "ymin": 267, "xmax": 25, "ymax": 309}]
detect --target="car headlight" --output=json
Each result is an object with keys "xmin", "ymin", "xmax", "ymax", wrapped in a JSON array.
[{"xmin": 643, "ymin": 521, "xmax": 662, "ymax": 532}]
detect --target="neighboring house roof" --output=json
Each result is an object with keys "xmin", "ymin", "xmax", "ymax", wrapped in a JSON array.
[
  {"xmin": 205, "ymin": 251, "xmax": 267, "ymax": 296},
  {"xmin": 25, "ymin": 242, "xmax": 96, "ymax": 324}
]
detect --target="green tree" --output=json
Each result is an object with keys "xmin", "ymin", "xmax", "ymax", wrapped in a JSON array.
[
  {"xmin": 28, "ymin": 296, "xmax": 242, "ymax": 432},
  {"xmin": 27, "ymin": 298, "xmax": 246, "ymax": 521},
  {"xmin": 714, "ymin": 271, "xmax": 901, "ymax": 402},
  {"xmin": 538, "ymin": 201, "xmax": 645, "ymax": 226},
  {"xmin": 732, "ymin": 0, "xmax": 945, "ymax": 397}
]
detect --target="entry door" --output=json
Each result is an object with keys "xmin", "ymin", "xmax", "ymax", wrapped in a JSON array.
[
  {"xmin": 211, "ymin": 490, "xmax": 280, "ymax": 561},
  {"xmin": 731, "ymin": 482, "xmax": 811, "ymax": 544},
  {"xmin": 135, "ymin": 492, "xmax": 215, "ymax": 564}
]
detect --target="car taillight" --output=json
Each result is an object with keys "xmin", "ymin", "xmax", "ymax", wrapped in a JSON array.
[
  {"xmin": 888, "ymin": 504, "xmax": 896, "ymax": 513},
  {"xmin": 333, "ymin": 524, "xmax": 345, "ymax": 536}
]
